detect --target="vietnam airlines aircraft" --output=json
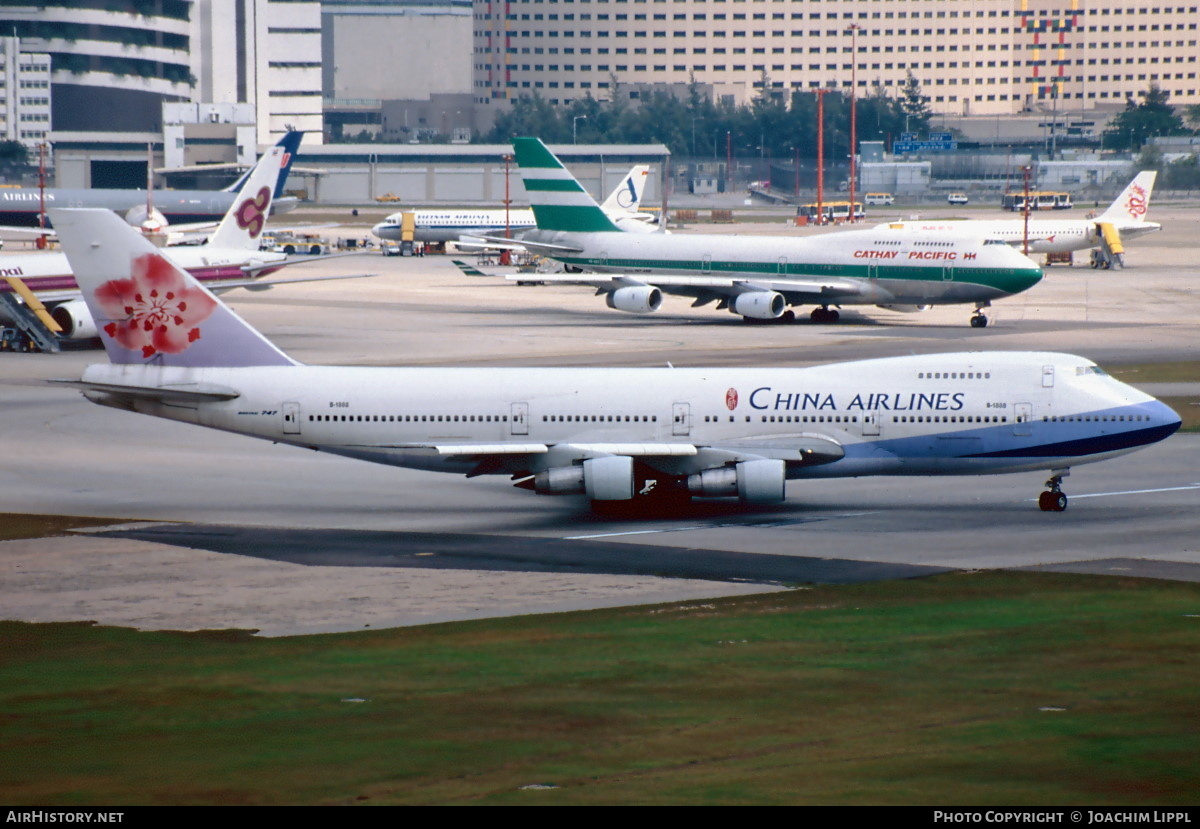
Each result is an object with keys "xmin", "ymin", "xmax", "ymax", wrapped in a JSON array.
[
  {"xmin": 505, "ymin": 138, "xmax": 1043, "ymax": 327},
  {"xmin": 879, "ymin": 172, "xmax": 1160, "ymax": 269},
  {"xmin": 0, "ymin": 131, "xmax": 303, "ymax": 231},
  {"xmin": 50, "ymin": 207, "xmax": 1179, "ymax": 514},
  {"xmin": 1, "ymin": 145, "xmax": 358, "ymax": 342},
  {"xmin": 370, "ymin": 164, "xmax": 656, "ymax": 245}
]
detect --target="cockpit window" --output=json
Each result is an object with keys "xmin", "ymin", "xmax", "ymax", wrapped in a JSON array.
[{"xmin": 1075, "ymin": 365, "xmax": 1109, "ymax": 376}]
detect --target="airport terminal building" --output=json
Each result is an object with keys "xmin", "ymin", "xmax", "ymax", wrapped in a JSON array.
[{"xmin": 473, "ymin": 0, "xmax": 1199, "ymax": 117}]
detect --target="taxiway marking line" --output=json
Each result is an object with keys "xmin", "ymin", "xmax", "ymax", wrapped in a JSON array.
[{"xmin": 1034, "ymin": 483, "xmax": 1200, "ymax": 501}]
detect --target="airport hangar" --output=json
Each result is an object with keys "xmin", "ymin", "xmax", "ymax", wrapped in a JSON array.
[{"xmin": 278, "ymin": 142, "xmax": 670, "ymax": 207}]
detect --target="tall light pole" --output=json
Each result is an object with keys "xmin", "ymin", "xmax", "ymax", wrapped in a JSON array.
[
  {"xmin": 815, "ymin": 89, "xmax": 827, "ymax": 223},
  {"xmin": 573, "ymin": 114, "xmax": 587, "ymax": 144},
  {"xmin": 847, "ymin": 23, "xmax": 860, "ymax": 222}
]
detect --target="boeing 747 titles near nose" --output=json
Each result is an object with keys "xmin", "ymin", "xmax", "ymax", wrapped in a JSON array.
[
  {"xmin": 493, "ymin": 138, "xmax": 1042, "ymax": 327},
  {"xmin": 51, "ymin": 208, "xmax": 1178, "ymax": 514}
]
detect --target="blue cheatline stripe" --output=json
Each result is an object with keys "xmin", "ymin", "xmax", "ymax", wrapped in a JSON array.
[{"xmin": 963, "ymin": 423, "xmax": 1181, "ymax": 458}]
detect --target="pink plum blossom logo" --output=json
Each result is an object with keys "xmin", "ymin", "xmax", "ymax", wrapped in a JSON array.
[
  {"xmin": 234, "ymin": 186, "xmax": 271, "ymax": 238},
  {"xmin": 93, "ymin": 253, "xmax": 218, "ymax": 359},
  {"xmin": 725, "ymin": 388, "xmax": 739, "ymax": 411}
]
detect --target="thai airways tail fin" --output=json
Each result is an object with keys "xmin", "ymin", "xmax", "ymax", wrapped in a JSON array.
[
  {"xmin": 50, "ymin": 208, "xmax": 297, "ymax": 368},
  {"xmin": 1099, "ymin": 171, "xmax": 1156, "ymax": 224},
  {"xmin": 511, "ymin": 137, "xmax": 621, "ymax": 233},
  {"xmin": 205, "ymin": 145, "xmax": 284, "ymax": 250},
  {"xmin": 223, "ymin": 130, "xmax": 304, "ymax": 199}
]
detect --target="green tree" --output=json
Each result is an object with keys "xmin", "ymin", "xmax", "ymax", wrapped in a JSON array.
[
  {"xmin": 899, "ymin": 71, "xmax": 932, "ymax": 136},
  {"xmin": 1163, "ymin": 154, "xmax": 1200, "ymax": 191},
  {"xmin": 1102, "ymin": 83, "xmax": 1188, "ymax": 152},
  {"xmin": 0, "ymin": 140, "xmax": 29, "ymax": 176}
]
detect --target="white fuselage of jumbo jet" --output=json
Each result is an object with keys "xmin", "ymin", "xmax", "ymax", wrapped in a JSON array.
[
  {"xmin": 78, "ymin": 351, "xmax": 1179, "ymax": 495},
  {"xmin": 519, "ymin": 225, "xmax": 1043, "ymax": 309}
]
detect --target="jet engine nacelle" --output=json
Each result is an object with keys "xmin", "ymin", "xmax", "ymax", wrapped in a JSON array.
[
  {"xmin": 687, "ymin": 459, "xmax": 786, "ymax": 503},
  {"xmin": 531, "ymin": 455, "xmax": 635, "ymax": 501},
  {"xmin": 877, "ymin": 304, "xmax": 932, "ymax": 314},
  {"xmin": 124, "ymin": 204, "xmax": 168, "ymax": 230},
  {"xmin": 732, "ymin": 291, "xmax": 786, "ymax": 320},
  {"xmin": 49, "ymin": 299, "xmax": 99, "ymax": 340},
  {"xmin": 606, "ymin": 285, "xmax": 663, "ymax": 314}
]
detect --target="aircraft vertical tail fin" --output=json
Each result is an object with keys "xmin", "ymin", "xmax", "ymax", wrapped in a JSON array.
[
  {"xmin": 1099, "ymin": 171, "xmax": 1156, "ymax": 224},
  {"xmin": 223, "ymin": 130, "xmax": 304, "ymax": 198},
  {"xmin": 50, "ymin": 208, "xmax": 297, "ymax": 368},
  {"xmin": 511, "ymin": 137, "xmax": 621, "ymax": 233},
  {"xmin": 600, "ymin": 165, "xmax": 651, "ymax": 214},
  {"xmin": 205, "ymin": 146, "xmax": 283, "ymax": 250}
]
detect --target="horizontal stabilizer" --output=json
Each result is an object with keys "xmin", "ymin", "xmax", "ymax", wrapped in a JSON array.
[
  {"xmin": 474, "ymin": 233, "xmax": 584, "ymax": 255},
  {"xmin": 50, "ymin": 378, "xmax": 241, "ymax": 403},
  {"xmin": 225, "ymin": 272, "xmax": 377, "ymax": 291}
]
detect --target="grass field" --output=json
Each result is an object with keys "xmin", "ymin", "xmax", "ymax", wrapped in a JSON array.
[{"xmin": 3, "ymin": 571, "xmax": 1198, "ymax": 806}]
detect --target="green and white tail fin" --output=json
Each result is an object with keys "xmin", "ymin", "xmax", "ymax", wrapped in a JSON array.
[{"xmin": 511, "ymin": 137, "xmax": 621, "ymax": 233}]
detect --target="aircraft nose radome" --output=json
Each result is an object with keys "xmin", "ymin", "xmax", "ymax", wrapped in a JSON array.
[{"xmin": 1153, "ymin": 399, "xmax": 1183, "ymax": 436}]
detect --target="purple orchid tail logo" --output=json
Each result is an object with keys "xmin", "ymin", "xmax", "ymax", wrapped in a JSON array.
[{"xmin": 234, "ymin": 186, "xmax": 271, "ymax": 238}]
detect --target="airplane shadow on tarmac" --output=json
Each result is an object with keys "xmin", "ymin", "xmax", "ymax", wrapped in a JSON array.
[{"xmin": 97, "ymin": 520, "xmax": 949, "ymax": 586}]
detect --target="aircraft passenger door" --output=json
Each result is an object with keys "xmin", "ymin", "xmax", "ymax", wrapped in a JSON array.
[
  {"xmin": 702, "ymin": 255, "xmax": 712, "ymax": 274},
  {"xmin": 777, "ymin": 256, "xmax": 788, "ymax": 275},
  {"xmin": 862, "ymin": 410, "xmax": 880, "ymax": 437},
  {"xmin": 510, "ymin": 402, "xmax": 529, "ymax": 436},
  {"xmin": 282, "ymin": 402, "xmax": 301, "ymax": 435},
  {"xmin": 672, "ymin": 403, "xmax": 691, "ymax": 437},
  {"xmin": 1013, "ymin": 403, "xmax": 1033, "ymax": 436},
  {"xmin": 942, "ymin": 266, "xmax": 954, "ymax": 282},
  {"xmin": 1042, "ymin": 365, "xmax": 1055, "ymax": 388}
]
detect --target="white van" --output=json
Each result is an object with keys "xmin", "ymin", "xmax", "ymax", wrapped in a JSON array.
[{"xmin": 864, "ymin": 192, "xmax": 894, "ymax": 206}]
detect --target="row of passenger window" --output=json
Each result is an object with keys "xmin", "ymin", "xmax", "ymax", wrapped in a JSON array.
[
  {"xmin": 917, "ymin": 371, "xmax": 992, "ymax": 379},
  {"xmin": 1043, "ymin": 414, "xmax": 1150, "ymax": 422},
  {"xmin": 309, "ymin": 414, "xmax": 511, "ymax": 423},
  {"xmin": 542, "ymin": 414, "xmax": 658, "ymax": 422},
  {"xmin": 893, "ymin": 415, "xmax": 1006, "ymax": 423}
]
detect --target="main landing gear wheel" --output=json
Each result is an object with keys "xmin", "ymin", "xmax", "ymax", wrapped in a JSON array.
[
  {"xmin": 1038, "ymin": 472, "xmax": 1069, "ymax": 512},
  {"xmin": 810, "ymin": 307, "xmax": 840, "ymax": 323},
  {"xmin": 970, "ymin": 314, "xmax": 989, "ymax": 328}
]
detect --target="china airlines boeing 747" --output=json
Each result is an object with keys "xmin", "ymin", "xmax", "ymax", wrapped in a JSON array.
[{"xmin": 50, "ymin": 208, "xmax": 1179, "ymax": 514}]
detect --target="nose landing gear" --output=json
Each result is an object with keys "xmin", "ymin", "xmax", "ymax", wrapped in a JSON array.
[{"xmin": 1038, "ymin": 470, "xmax": 1070, "ymax": 512}]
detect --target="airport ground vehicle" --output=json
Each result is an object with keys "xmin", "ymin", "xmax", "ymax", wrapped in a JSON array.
[
  {"xmin": 864, "ymin": 193, "xmax": 894, "ymax": 206},
  {"xmin": 948, "ymin": 193, "xmax": 970, "ymax": 205},
  {"xmin": 271, "ymin": 233, "xmax": 330, "ymax": 255}
]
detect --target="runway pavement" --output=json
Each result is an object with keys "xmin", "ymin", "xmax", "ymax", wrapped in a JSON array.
[{"xmin": 2, "ymin": 201, "xmax": 1198, "ymax": 634}]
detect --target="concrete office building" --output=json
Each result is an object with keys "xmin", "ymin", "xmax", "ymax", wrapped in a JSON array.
[
  {"xmin": 473, "ymin": 0, "xmax": 1199, "ymax": 119},
  {"xmin": 0, "ymin": 38, "xmax": 52, "ymax": 152},
  {"xmin": 193, "ymin": 0, "xmax": 326, "ymax": 146}
]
